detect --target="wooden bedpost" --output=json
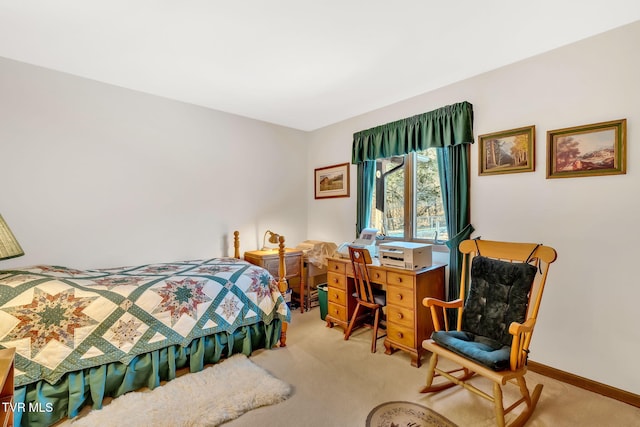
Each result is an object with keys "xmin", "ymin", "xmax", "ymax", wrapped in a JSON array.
[
  {"xmin": 278, "ymin": 235, "xmax": 288, "ymax": 347},
  {"xmin": 233, "ymin": 231, "xmax": 240, "ymax": 259}
]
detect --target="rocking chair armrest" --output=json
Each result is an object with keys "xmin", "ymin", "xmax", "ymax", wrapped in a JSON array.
[
  {"xmin": 422, "ymin": 297, "xmax": 463, "ymax": 309},
  {"xmin": 422, "ymin": 298, "xmax": 463, "ymax": 332},
  {"xmin": 508, "ymin": 318, "xmax": 536, "ymax": 335},
  {"xmin": 508, "ymin": 318, "xmax": 537, "ymax": 370}
]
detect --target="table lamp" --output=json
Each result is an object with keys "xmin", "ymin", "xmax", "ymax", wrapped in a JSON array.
[
  {"xmin": 262, "ymin": 230, "xmax": 280, "ymax": 251},
  {"xmin": 0, "ymin": 214, "xmax": 24, "ymax": 260}
]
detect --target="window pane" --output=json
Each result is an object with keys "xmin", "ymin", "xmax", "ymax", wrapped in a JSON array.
[
  {"xmin": 371, "ymin": 156, "xmax": 404, "ymax": 238},
  {"xmin": 414, "ymin": 150, "xmax": 447, "ymax": 241}
]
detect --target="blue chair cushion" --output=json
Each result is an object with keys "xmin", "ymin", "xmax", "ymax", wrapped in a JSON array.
[
  {"xmin": 431, "ymin": 330, "xmax": 512, "ymax": 371},
  {"xmin": 431, "ymin": 256, "xmax": 537, "ymax": 371}
]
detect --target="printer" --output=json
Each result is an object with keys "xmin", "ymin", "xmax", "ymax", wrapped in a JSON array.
[{"xmin": 378, "ymin": 241, "xmax": 432, "ymax": 270}]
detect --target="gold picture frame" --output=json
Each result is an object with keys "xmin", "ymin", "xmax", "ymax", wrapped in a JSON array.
[
  {"xmin": 478, "ymin": 125, "xmax": 535, "ymax": 175},
  {"xmin": 314, "ymin": 163, "xmax": 350, "ymax": 199},
  {"xmin": 546, "ymin": 119, "xmax": 626, "ymax": 179}
]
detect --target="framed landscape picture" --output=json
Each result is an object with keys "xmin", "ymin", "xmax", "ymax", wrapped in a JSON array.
[
  {"xmin": 478, "ymin": 125, "xmax": 535, "ymax": 175},
  {"xmin": 314, "ymin": 163, "xmax": 350, "ymax": 199},
  {"xmin": 546, "ymin": 119, "xmax": 626, "ymax": 179}
]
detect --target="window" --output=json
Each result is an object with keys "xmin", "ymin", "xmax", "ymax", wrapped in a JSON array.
[{"xmin": 370, "ymin": 149, "xmax": 447, "ymax": 243}]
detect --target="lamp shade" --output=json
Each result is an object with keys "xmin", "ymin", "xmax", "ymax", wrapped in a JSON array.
[
  {"xmin": 0, "ymin": 214, "xmax": 24, "ymax": 260},
  {"xmin": 262, "ymin": 230, "xmax": 280, "ymax": 251}
]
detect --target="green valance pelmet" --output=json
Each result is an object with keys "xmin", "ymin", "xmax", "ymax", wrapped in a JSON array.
[{"xmin": 352, "ymin": 101, "xmax": 474, "ymax": 164}]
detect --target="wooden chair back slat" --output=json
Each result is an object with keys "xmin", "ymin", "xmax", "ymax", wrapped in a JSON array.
[{"xmin": 349, "ymin": 247, "xmax": 375, "ymax": 304}]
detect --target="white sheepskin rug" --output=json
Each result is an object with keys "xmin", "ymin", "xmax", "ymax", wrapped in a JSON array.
[{"xmin": 71, "ymin": 354, "xmax": 291, "ymax": 427}]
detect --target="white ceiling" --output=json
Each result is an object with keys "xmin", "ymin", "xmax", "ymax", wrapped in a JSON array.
[{"xmin": 1, "ymin": 1, "xmax": 639, "ymax": 131}]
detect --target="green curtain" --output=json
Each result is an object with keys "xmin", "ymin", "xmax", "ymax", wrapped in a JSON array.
[
  {"xmin": 437, "ymin": 145, "xmax": 475, "ymax": 323},
  {"xmin": 352, "ymin": 101, "xmax": 474, "ymax": 310},
  {"xmin": 352, "ymin": 101, "xmax": 474, "ymax": 163},
  {"xmin": 355, "ymin": 160, "xmax": 376, "ymax": 236}
]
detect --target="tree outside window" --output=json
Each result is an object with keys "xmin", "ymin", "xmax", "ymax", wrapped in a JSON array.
[{"xmin": 370, "ymin": 149, "xmax": 446, "ymax": 242}]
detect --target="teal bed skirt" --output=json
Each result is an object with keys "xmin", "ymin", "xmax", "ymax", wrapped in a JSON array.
[{"xmin": 14, "ymin": 320, "xmax": 283, "ymax": 427}]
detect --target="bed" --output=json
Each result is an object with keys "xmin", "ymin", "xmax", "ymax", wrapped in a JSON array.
[{"xmin": 0, "ymin": 231, "xmax": 291, "ymax": 426}]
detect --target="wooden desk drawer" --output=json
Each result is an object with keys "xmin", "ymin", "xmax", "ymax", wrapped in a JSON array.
[
  {"xmin": 387, "ymin": 272, "xmax": 414, "ymax": 289},
  {"xmin": 387, "ymin": 323, "xmax": 415, "ymax": 348},
  {"xmin": 327, "ymin": 272, "xmax": 346, "ymax": 290},
  {"xmin": 345, "ymin": 263, "xmax": 353, "ymax": 277},
  {"xmin": 328, "ymin": 260, "xmax": 346, "ymax": 274},
  {"xmin": 386, "ymin": 285, "xmax": 414, "ymax": 309},
  {"xmin": 328, "ymin": 287, "xmax": 347, "ymax": 306},
  {"xmin": 368, "ymin": 268, "xmax": 386, "ymax": 284},
  {"xmin": 327, "ymin": 302, "xmax": 348, "ymax": 321},
  {"xmin": 387, "ymin": 305, "xmax": 414, "ymax": 328}
]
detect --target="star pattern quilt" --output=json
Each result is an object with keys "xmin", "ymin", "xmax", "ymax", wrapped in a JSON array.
[{"xmin": 0, "ymin": 258, "xmax": 290, "ymax": 387}]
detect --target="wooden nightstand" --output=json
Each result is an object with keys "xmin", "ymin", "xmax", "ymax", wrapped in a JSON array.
[
  {"xmin": 244, "ymin": 248, "xmax": 305, "ymax": 313},
  {"xmin": 0, "ymin": 347, "xmax": 15, "ymax": 427}
]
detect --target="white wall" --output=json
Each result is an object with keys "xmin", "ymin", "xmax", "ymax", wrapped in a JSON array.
[
  {"xmin": 0, "ymin": 57, "xmax": 308, "ymax": 269},
  {"xmin": 307, "ymin": 21, "xmax": 640, "ymax": 394}
]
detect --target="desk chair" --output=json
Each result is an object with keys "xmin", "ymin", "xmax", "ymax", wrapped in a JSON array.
[
  {"xmin": 420, "ymin": 239, "xmax": 557, "ymax": 427},
  {"xmin": 344, "ymin": 246, "xmax": 386, "ymax": 353}
]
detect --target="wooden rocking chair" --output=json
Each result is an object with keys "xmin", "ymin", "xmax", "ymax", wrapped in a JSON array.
[{"xmin": 420, "ymin": 239, "xmax": 557, "ymax": 427}]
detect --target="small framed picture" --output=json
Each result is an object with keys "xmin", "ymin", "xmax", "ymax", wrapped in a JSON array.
[
  {"xmin": 478, "ymin": 126, "xmax": 535, "ymax": 175},
  {"xmin": 546, "ymin": 119, "xmax": 626, "ymax": 179},
  {"xmin": 314, "ymin": 163, "xmax": 350, "ymax": 199}
]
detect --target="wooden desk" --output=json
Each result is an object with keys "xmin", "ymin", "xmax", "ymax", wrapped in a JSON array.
[
  {"xmin": 325, "ymin": 257, "xmax": 445, "ymax": 367},
  {"xmin": 244, "ymin": 248, "xmax": 305, "ymax": 313},
  {"xmin": 0, "ymin": 347, "xmax": 15, "ymax": 427}
]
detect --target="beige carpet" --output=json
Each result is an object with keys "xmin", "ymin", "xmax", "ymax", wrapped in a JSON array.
[{"xmin": 223, "ymin": 308, "xmax": 640, "ymax": 427}]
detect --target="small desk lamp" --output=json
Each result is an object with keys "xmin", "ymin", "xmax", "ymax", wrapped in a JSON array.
[
  {"xmin": 262, "ymin": 230, "xmax": 280, "ymax": 251},
  {"xmin": 0, "ymin": 214, "xmax": 24, "ymax": 260}
]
